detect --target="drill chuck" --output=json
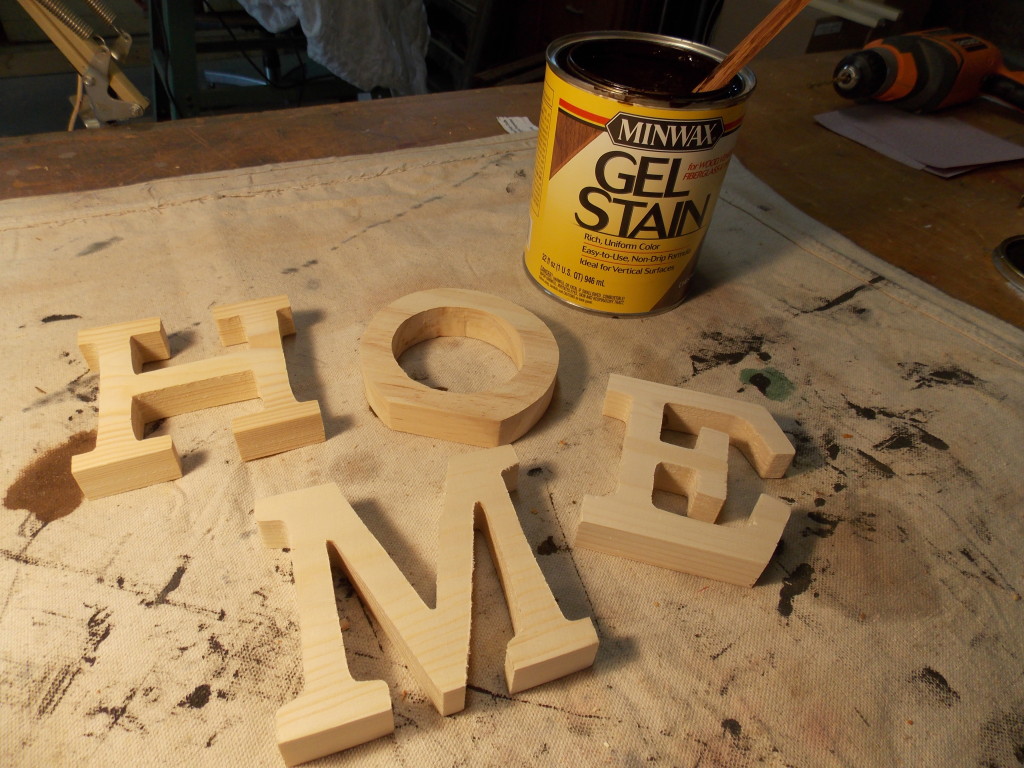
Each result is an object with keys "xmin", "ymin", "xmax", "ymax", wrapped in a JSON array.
[{"xmin": 833, "ymin": 50, "xmax": 891, "ymax": 100}]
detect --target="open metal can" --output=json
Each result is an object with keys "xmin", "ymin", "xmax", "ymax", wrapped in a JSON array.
[{"xmin": 524, "ymin": 32, "xmax": 756, "ymax": 315}]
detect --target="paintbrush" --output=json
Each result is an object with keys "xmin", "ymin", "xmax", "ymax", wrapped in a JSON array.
[{"xmin": 695, "ymin": 0, "xmax": 814, "ymax": 92}]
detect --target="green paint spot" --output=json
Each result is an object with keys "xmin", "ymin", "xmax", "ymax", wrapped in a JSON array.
[{"xmin": 740, "ymin": 367, "xmax": 794, "ymax": 401}]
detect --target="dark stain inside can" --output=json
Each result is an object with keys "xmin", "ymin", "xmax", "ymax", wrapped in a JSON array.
[{"xmin": 560, "ymin": 38, "xmax": 743, "ymax": 103}]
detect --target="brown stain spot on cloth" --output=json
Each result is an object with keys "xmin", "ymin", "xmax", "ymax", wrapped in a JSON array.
[{"xmin": 4, "ymin": 430, "xmax": 96, "ymax": 522}]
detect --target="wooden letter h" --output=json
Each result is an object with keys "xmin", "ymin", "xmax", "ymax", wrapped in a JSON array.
[{"xmin": 71, "ymin": 295, "xmax": 325, "ymax": 499}]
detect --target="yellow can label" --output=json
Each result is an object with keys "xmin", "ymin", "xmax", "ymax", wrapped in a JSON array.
[{"xmin": 525, "ymin": 67, "xmax": 747, "ymax": 314}]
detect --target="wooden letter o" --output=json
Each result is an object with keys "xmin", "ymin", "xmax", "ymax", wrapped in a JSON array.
[{"xmin": 359, "ymin": 288, "xmax": 559, "ymax": 446}]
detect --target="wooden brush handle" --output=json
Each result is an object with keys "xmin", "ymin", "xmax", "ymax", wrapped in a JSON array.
[{"xmin": 695, "ymin": 0, "xmax": 813, "ymax": 92}]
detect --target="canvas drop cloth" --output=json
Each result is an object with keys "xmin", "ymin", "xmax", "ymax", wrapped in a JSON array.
[{"xmin": 1, "ymin": 134, "xmax": 1022, "ymax": 768}]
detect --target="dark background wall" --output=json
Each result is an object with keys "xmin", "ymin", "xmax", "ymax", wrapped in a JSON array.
[{"xmin": 424, "ymin": 0, "xmax": 1024, "ymax": 91}]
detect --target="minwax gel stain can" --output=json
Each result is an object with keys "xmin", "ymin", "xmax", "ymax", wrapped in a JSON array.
[{"xmin": 524, "ymin": 32, "xmax": 756, "ymax": 315}]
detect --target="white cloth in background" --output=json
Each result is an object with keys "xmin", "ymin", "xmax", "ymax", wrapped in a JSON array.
[{"xmin": 238, "ymin": 0, "xmax": 429, "ymax": 95}]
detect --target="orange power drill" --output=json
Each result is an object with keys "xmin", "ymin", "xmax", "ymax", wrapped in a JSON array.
[{"xmin": 832, "ymin": 28, "xmax": 1024, "ymax": 112}]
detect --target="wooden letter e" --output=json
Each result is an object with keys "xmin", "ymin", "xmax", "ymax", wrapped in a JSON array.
[
  {"xmin": 255, "ymin": 445, "xmax": 599, "ymax": 766},
  {"xmin": 576, "ymin": 374, "xmax": 795, "ymax": 587}
]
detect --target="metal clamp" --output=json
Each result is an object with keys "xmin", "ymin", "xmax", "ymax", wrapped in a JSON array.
[{"xmin": 77, "ymin": 46, "xmax": 144, "ymax": 126}]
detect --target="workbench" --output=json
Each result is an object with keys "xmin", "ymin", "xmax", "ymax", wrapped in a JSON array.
[
  {"xmin": 1, "ymin": 52, "xmax": 1023, "ymax": 767},
  {"xmin": 2, "ymin": 52, "xmax": 1022, "ymax": 327}
]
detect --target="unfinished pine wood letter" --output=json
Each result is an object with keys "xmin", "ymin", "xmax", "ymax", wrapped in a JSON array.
[
  {"xmin": 576, "ymin": 374, "xmax": 795, "ymax": 587},
  {"xmin": 255, "ymin": 445, "xmax": 598, "ymax": 765},
  {"xmin": 71, "ymin": 295, "xmax": 324, "ymax": 499},
  {"xmin": 359, "ymin": 288, "xmax": 558, "ymax": 446}
]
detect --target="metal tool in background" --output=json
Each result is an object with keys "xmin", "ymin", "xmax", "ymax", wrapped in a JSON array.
[
  {"xmin": 15, "ymin": 0, "xmax": 148, "ymax": 128},
  {"xmin": 994, "ymin": 236, "xmax": 1024, "ymax": 297},
  {"xmin": 832, "ymin": 28, "xmax": 1024, "ymax": 112}
]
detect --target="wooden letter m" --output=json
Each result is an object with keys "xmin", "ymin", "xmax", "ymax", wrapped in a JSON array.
[{"xmin": 255, "ymin": 445, "xmax": 598, "ymax": 765}]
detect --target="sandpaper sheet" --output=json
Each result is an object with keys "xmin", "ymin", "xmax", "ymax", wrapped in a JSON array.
[
  {"xmin": 1, "ymin": 134, "xmax": 1022, "ymax": 767},
  {"xmin": 815, "ymin": 104, "xmax": 1024, "ymax": 177}
]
